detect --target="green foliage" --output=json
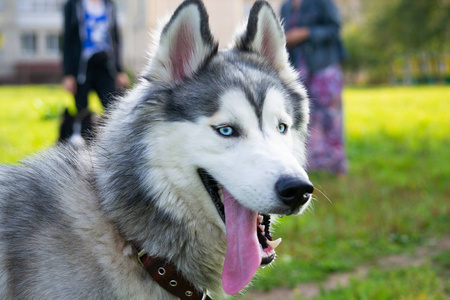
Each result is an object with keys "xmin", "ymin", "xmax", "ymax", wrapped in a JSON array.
[
  {"xmin": 368, "ymin": 0, "xmax": 450, "ymax": 51},
  {"xmin": 342, "ymin": 0, "xmax": 450, "ymax": 84}
]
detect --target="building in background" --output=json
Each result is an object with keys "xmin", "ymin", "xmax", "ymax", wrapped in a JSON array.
[
  {"xmin": 0, "ymin": 0, "xmax": 288, "ymax": 84},
  {"xmin": 0, "ymin": 0, "xmax": 67, "ymax": 83}
]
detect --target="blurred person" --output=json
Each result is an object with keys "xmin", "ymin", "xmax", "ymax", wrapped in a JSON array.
[
  {"xmin": 62, "ymin": 0, "xmax": 130, "ymax": 112},
  {"xmin": 281, "ymin": 0, "xmax": 347, "ymax": 175}
]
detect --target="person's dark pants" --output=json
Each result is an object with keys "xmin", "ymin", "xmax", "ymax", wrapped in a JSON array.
[{"xmin": 75, "ymin": 52, "xmax": 117, "ymax": 111}]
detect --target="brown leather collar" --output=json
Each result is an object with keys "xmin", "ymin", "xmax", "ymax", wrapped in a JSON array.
[{"xmin": 137, "ymin": 249, "xmax": 212, "ymax": 300}]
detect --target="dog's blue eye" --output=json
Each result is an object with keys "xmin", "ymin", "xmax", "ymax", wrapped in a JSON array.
[
  {"xmin": 278, "ymin": 123, "xmax": 288, "ymax": 134},
  {"xmin": 218, "ymin": 126, "xmax": 234, "ymax": 136}
]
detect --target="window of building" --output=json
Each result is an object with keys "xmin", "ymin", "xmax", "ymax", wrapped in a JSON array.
[
  {"xmin": 21, "ymin": 33, "xmax": 37, "ymax": 55},
  {"xmin": 18, "ymin": 0, "xmax": 33, "ymax": 12},
  {"xmin": 18, "ymin": 0, "xmax": 65, "ymax": 12},
  {"xmin": 46, "ymin": 33, "xmax": 61, "ymax": 55}
]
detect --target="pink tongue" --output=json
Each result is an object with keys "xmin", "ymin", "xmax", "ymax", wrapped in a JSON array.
[{"xmin": 222, "ymin": 188, "xmax": 261, "ymax": 295}]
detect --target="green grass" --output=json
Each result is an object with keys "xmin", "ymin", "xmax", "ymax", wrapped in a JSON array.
[
  {"xmin": 303, "ymin": 251, "xmax": 450, "ymax": 300},
  {"xmin": 0, "ymin": 85, "xmax": 103, "ymax": 163},
  {"xmin": 433, "ymin": 249, "xmax": 450, "ymax": 294},
  {"xmin": 1, "ymin": 85, "xmax": 449, "ymax": 298},
  {"xmin": 305, "ymin": 265, "xmax": 447, "ymax": 300}
]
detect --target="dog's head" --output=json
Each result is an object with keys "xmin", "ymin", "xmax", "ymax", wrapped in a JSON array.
[
  {"xmin": 97, "ymin": 0, "xmax": 312, "ymax": 295},
  {"xmin": 145, "ymin": 0, "xmax": 312, "ymax": 293}
]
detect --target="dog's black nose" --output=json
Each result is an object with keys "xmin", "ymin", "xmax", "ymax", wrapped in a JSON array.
[{"xmin": 276, "ymin": 176, "xmax": 314, "ymax": 210}]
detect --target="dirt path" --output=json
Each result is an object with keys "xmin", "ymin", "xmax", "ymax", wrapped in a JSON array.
[{"xmin": 242, "ymin": 237, "xmax": 450, "ymax": 300}]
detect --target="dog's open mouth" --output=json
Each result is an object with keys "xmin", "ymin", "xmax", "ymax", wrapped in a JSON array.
[{"xmin": 198, "ymin": 169, "xmax": 282, "ymax": 294}]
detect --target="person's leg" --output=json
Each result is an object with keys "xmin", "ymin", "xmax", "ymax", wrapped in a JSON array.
[
  {"xmin": 93, "ymin": 64, "xmax": 117, "ymax": 111},
  {"xmin": 74, "ymin": 58, "xmax": 96, "ymax": 112},
  {"xmin": 307, "ymin": 64, "xmax": 347, "ymax": 174},
  {"xmin": 74, "ymin": 79, "xmax": 91, "ymax": 112}
]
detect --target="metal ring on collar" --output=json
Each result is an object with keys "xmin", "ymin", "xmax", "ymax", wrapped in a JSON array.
[
  {"xmin": 169, "ymin": 280, "xmax": 177, "ymax": 286},
  {"xmin": 158, "ymin": 267, "xmax": 166, "ymax": 276}
]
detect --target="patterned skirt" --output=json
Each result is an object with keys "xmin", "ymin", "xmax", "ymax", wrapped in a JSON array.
[{"xmin": 298, "ymin": 62, "xmax": 348, "ymax": 174}]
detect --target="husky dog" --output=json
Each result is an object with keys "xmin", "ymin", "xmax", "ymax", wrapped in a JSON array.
[{"xmin": 0, "ymin": 0, "xmax": 313, "ymax": 298}]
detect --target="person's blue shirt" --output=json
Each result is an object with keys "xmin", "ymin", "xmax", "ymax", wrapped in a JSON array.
[
  {"xmin": 82, "ymin": 4, "xmax": 110, "ymax": 60},
  {"xmin": 280, "ymin": 0, "xmax": 346, "ymax": 74}
]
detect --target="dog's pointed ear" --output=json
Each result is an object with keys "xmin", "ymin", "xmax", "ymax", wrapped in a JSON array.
[
  {"xmin": 235, "ymin": 0, "xmax": 289, "ymax": 71},
  {"xmin": 144, "ymin": 0, "xmax": 218, "ymax": 84}
]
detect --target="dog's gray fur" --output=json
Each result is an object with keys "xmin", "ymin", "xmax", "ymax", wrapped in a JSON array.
[{"xmin": 0, "ymin": 0, "xmax": 311, "ymax": 298}]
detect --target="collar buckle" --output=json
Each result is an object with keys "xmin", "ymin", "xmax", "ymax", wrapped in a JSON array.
[{"xmin": 137, "ymin": 250, "xmax": 147, "ymax": 268}]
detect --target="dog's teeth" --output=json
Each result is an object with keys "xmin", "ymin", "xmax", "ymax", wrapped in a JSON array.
[
  {"xmin": 258, "ymin": 215, "xmax": 263, "ymax": 223},
  {"xmin": 259, "ymin": 225, "xmax": 265, "ymax": 232},
  {"xmin": 266, "ymin": 238, "xmax": 282, "ymax": 249}
]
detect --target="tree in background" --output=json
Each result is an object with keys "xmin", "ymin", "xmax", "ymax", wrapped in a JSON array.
[{"xmin": 342, "ymin": 0, "xmax": 450, "ymax": 84}]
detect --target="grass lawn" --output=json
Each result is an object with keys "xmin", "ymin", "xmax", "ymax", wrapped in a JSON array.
[
  {"xmin": 0, "ymin": 85, "xmax": 103, "ymax": 163},
  {"xmin": 305, "ymin": 264, "xmax": 448, "ymax": 300},
  {"xmin": 299, "ymin": 250, "xmax": 450, "ymax": 299},
  {"xmin": 1, "ymin": 85, "xmax": 449, "ymax": 298}
]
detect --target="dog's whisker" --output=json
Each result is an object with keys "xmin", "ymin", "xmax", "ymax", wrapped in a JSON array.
[
  {"xmin": 310, "ymin": 181, "xmax": 332, "ymax": 204},
  {"xmin": 306, "ymin": 203, "xmax": 315, "ymax": 214}
]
